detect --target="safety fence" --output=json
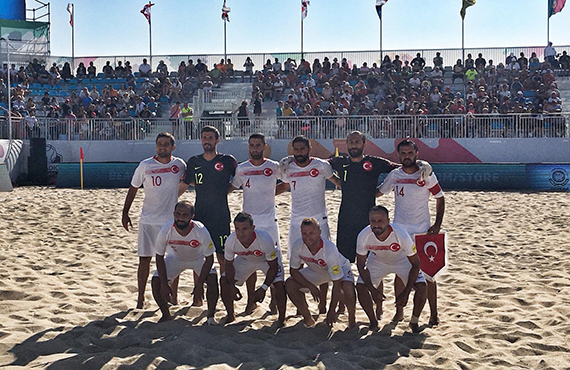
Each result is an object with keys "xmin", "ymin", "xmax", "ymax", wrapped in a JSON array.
[{"xmin": 1, "ymin": 113, "xmax": 568, "ymax": 141}]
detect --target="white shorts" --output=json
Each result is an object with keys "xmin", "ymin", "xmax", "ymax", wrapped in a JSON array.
[
  {"xmin": 299, "ymin": 259, "xmax": 354, "ymax": 290},
  {"xmin": 356, "ymin": 261, "xmax": 426, "ymax": 287},
  {"xmin": 251, "ymin": 215, "xmax": 280, "ymax": 248},
  {"xmin": 231, "ymin": 255, "xmax": 285, "ymax": 285},
  {"xmin": 288, "ymin": 214, "xmax": 330, "ymax": 258},
  {"xmin": 137, "ymin": 223, "xmax": 162, "ymax": 257},
  {"xmin": 152, "ymin": 254, "xmax": 216, "ymax": 281}
]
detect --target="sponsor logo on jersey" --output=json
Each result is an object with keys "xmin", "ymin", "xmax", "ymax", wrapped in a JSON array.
[
  {"xmin": 171, "ymin": 165, "xmax": 179, "ymax": 174},
  {"xmin": 146, "ymin": 167, "xmax": 175, "ymax": 175},
  {"xmin": 366, "ymin": 243, "xmax": 401, "ymax": 252},
  {"xmin": 331, "ymin": 265, "xmax": 340, "ymax": 275},
  {"xmin": 300, "ymin": 256, "xmax": 327, "ymax": 266},
  {"xmin": 214, "ymin": 162, "xmax": 224, "ymax": 171},
  {"xmin": 362, "ymin": 161, "xmax": 373, "ymax": 171},
  {"xmin": 309, "ymin": 168, "xmax": 320, "ymax": 177},
  {"xmin": 236, "ymin": 249, "xmax": 264, "ymax": 257},
  {"xmin": 270, "ymin": 250, "xmax": 277, "ymax": 259},
  {"xmin": 168, "ymin": 239, "xmax": 200, "ymax": 248},
  {"xmin": 208, "ymin": 242, "xmax": 213, "ymax": 249},
  {"xmin": 263, "ymin": 168, "xmax": 273, "ymax": 176}
]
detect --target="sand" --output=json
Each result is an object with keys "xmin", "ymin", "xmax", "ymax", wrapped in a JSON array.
[{"xmin": 0, "ymin": 188, "xmax": 569, "ymax": 370}]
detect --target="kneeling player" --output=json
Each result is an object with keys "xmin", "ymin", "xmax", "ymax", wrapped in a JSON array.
[
  {"xmin": 151, "ymin": 201, "xmax": 219, "ymax": 323},
  {"xmin": 285, "ymin": 218, "xmax": 356, "ymax": 328},
  {"xmin": 356, "ymin": 206, "xmax": 426, "ymax": 332},
  {"xmin": 221, "ymin": 212, "xmax": 287, "ymax": 326}
]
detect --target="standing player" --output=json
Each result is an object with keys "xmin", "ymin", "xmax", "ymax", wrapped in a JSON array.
[
  {"xmin": 179, "ymin": 125, "xmax": 237, "ymax": 270},
  {"xmin": 377, "ymin": 139, "xmax": 445, "ymax": 326},
  {"xmin": 151, "ymin": 201, "xmax": 218, "ymax": 323},
  {"xmin": 356, "ymin": 206, "xmax": 427, "ymax": 332},
  {"xmin": 221, "ymin": 212, "xmax": 287, "ymax": 326},
  {"xmin": 285, "ymin": 218, "xmax": 356, "ymax": 328},
  {"xmin": 122, "ymin": 132, "xmax": 186, "ymax": 309},
  {"xmin": 280, "ymin": 135, "xmax": 340, "ymax": 314},
  {"xmin": 229, "ymin": 133, "xmax": 288, "ymax": 314}
]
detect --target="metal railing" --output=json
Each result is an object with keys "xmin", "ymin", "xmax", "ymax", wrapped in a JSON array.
[
  {"xmin": 1, "ymin": 114, "xmax": 568, "ymax": 141},
  {"xmin": 6, "ymin": 44, "xmax": 569, "ymax": 78}
]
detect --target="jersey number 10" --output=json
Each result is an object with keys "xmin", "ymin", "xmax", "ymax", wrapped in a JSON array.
[{"xmin": 151, "ymin": 175, "xmax": 162, "ymax": 186}]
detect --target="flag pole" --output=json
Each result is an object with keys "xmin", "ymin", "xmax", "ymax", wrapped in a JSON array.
[
  {"xmin": 462, "ymin": 17, "xmax": 465, "ymax": 67},
  {"xmin": 301, "ymin": 15, "xmax": 304, "ymax": 60},
  {"xmin": 379, "ymin": 10, "xmax": 383, "ymax": 62},
  {"xmin": 148, "ymin": 2, "xmax": 153, "ymax": 69},
  {"xmin": 224, "ymin": 20, "xmax": 227, "ymax": 62},
  {"xmin": 547, "ymin": 2, "xmax": 550, "ymax": 45},
  {"xmin": 71, "ymin": 5, "xmax": 75, "ymax": 71}
]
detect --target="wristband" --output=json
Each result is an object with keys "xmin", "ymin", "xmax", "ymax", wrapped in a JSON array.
[{"xmin": 261, "ymin": 283, "xmax": 269, "ymax": 291}]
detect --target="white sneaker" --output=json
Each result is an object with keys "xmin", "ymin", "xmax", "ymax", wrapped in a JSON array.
[{"xmin": 206, "ymin": 317, "xmax": 218, "ymax": 326}]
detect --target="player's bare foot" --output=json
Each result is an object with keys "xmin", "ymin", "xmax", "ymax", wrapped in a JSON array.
[
  {"xmin": 368, "ymin": 319, "xmax": 379, "ymax": 331},
  {"xmin": 392, "ymin": 311, "xmax": 404, "ymax": 323},
  {"xmin": 276, "ymin": 319, "xmax": 285, "ymax": 328},
  {"xmin": 268, "ymin": 300, "xmax": 277, "ymax": 315},
  {"xmin": 410, "ymin": 322, "xmax": 421, "ymax": 333},
  {"xmin": 429, "ymin": 315, "xmax": 439, "ymax": 326},
  {"xmin": 318, "ymin": 303, "xmax": 327, "ymax": 315},
  {"xmin": 303, "ymin": 316, "xmax": 316, "ymax": 328},
  {"xmin": 206, "ymin": 317, "xmax": 218, "ymax": 326},
  {"xmin": 136, "ymin": 299, "xmax": 145, "ymax": 309},
  {"xmin": 244, "ymin": 302, "xmax": 258, "ymax": 315},
  {"xmin": 158, "ymin": 314, "xmax": 172, "ymax": 323},
  {"xmin": 347, "ymin": 320, "xmax": 357, "ymax": 329},
  {"xmin": 191, "ymin": 298, "xmax": 203, "ymax": 307},
  {"xmin": 225, "ymin": 314, "xmax": 236, "ymax": 324}
]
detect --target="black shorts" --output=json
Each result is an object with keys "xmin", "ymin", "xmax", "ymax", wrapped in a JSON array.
[
  {"xmin": 196, "ymin": 217, "xmax": 230, "ymax": 254},
  {"xmin": 336, "ymin": 213, "xmax": 369, "ymax": 263}
]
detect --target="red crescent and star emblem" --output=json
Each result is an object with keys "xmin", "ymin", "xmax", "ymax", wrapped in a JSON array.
[
  {"xmin": 214, "ymin": 162, "xmax": 224, "ymax": 171},
  {"xmin": 309, "ymin": 168, "xmax": 319, "ymax": 177},
  {"xmin": 263, "ymin": 168, "xmax": 273, "ymax": 177},
  {"xmin": 417, "ymin": 179, "xmax": 426, "ymax": 187},
  {"xmin": 362, "ymin": 161, "xmax": 373, "ymax": 171},
  {"xmin": 317, "ymin": 259, "xmax": 327, "ymax": 267},
  {"xmin": 190, "ymin": 239, "xmax": 200, "ymax": 248},
  {"xmin": 171, "ymin": 165, "xmax": 179, "ymax": 174},
  {"xmin": 253, "ymin": 249, "xmax": 263, "ymax": 257},
  {"xmin": 390, "ymin": 243, "xmax": 401, "ymax": 252}
]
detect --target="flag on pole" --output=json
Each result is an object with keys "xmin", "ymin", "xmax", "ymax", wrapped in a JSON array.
[
  {"xmin": 222, "ymin": 0, "xmax": 231, "ymax": 22},
  {"xmin": 67, "ymin": 3, "xmax": 73, "ymax": 27},
  {"xmin": 460, "ymin": 0, "xmax": 475, "ymax": 19},
  {"xmin": 376, "ymin": 0, "xmax": 388, "ymax": 19},
  {"xmin": 549, "ymin": 0, "xmax": 566, "ymax": 17},
  {"xmin": 140, "ymin": 2, "xmax": 154, "ymax": 24},
  {"xmin": 302, "ymin": 0, "xmax": 310, "ymax": 20}
]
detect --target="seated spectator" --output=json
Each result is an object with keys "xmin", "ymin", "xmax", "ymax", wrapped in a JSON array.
[
  {"xmin": 453, "ymin": 59, "xmax": 464, "ymax": 79},
  {"xmin": 115, "ymin": 61, "xmax": 126, "ymax": 78},
  {"xmin": 103, "ymin": 61, "xmax": 115, "ymax": 78},
  {"xmin": 243, "ymin": 57, "xmax": 254, "ymax": 82},
  {"xmin": 87, "ymin": 61, "xmax": 96, "ymax": 79},
  {"xmin": 411, "ymin": 53, "xmax": 425, "ymax": 71},
  {"xmin": 139, "ymin": 58, "xmax": 152, "ymax": 78},
  {"xmin": 559, "ymin": 51, "xmax": 570, "ymax": 71},
  {"xmin": 76, "ymin": 62, "xmax": 87, "ymax": 80},
  {"xmin": 409, "ymin": 74, "xmax": 421, "ymax": 89},
  {"xmin": 464, "ymin": 66, "xmax": 477, "ymax": 82},
  {"xmin": 48, "ymin": 63, "xmax": 61, "ymax": 85},
  {"xmin": 37, "ymin": 65, "xmax": 50, "ymax": 86},
  {"xmin": 475, "ymin": 53, "xmax": 486, "ymax": 71},
  {"xmin": 156, "ymin": 60, "xmax": 168, "ymax": 80},
  {"xmin": 518, "ymin": 52, "xmax": 528, "ymax": 70},
  {"xmin": 61, "ymin": 62, "xmax": 73, "ymax": 81},
  {"xmin": 433, "ymin": 52, "xmax": 443, "ymax": 68},
  {"xmin": 465, "ymin": 53, "xmax": 475, "ymax": 69},
  {"xmin": 226, "ymin": 59, "xmax": 234, "ymax": 78}
]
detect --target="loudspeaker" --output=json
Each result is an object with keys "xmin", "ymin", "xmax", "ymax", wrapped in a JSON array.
[
  {"xmin": 30, "ymin": 138, "xmax": 46, "ymax": 158},
  {"xmin": 28, "ymin": 155, "xmax": 48, "ymax": 185}
]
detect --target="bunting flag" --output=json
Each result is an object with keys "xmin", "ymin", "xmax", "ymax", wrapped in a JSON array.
[
  {"xmin": 302, "ymin": 0, "xmax": 310, "ymax": 20},
  {"xmin": 67, "ymin": 3, "xmax": 73, "ymax": 27},
  {"xmin": 549, "ymin": 0, "xmax": 566, "ymax": 17},
  {"xmin": 222, "ymin": 0, "xmax": 231, "ymax": 22},
  {"xmin": 140, "ymin": 2, "xmax": 154, "ymax": 24},
  {"xmin": 376, "ymin": 0, "xmax": 388, "ymax": 19},
  {"xmin": 460, "ymin": 0, "xmax": 475, "ymax": 19}
]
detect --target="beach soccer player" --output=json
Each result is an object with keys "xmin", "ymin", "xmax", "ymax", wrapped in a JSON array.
[
  {"xmin": 122, "ymin": 132, "xmax": 186, "ymax": 309},
  {"xmin": 377, "ymin": 139, "xmax": 445, "ymax": 325},
  {"xmin": 178, "ymin": 125, "xmax": 237, "ymax": 304},
  {"xmin": 285, "ymin": 218, "xmax": 356, "ymax": 328},
  {"xmin": 279, "ymin": 135, "xmax": 340, "ymax": 314},
  {"xmin": 356, "ymin": 206, "xmax": 427, "ymax": 332},
  {"xmin": 151, "ymin": 201, "xmax": 218, "ymax": 323},
  {"xmin": 220, "ymin": 212, "xmax": 287, "ymax": 326},
  {"xmin": 229, "ymin": 133, "xmax": 288, "ymax": 314}
]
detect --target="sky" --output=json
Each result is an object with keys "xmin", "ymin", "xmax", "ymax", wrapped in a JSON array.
[{"xmin": 38, "ymin": 0, "xmax": 570, "ymax": 57}]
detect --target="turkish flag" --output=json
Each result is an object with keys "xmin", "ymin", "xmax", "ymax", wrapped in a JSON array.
[{"xmin": 415, "ymin": 232, "xmax": 448, "ymax": 281}]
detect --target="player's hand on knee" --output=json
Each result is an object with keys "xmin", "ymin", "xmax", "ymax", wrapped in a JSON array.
[
  {"xmin": 192, "ymin": 284, "xmax": 204, "ymax": 300},
  {"xmin": 253, "ymin": 288, "xmax": 266, "ymax": 303},
  {"xmin": 395, "ymin": 292, "xmax": 410, "ymax": 308},
  {"xmin": 232, "ymin": 286, "xmax": 243, "ymax": 301},
  {"xmin": 326, "ymin": 310, "xmax": 336, "ymax": 327}
]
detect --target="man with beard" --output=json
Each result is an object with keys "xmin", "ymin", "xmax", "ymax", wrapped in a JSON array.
[
  {"xmin": 178, "ymin": 126, "xmax": 237, "ymax": 305},
  {"xmin": 151, "ymin": 201, "xmax": 218, "ymax": 324},
  {"xmin": 229, "ymin": 133, "xmax": 288, "ymax": 314},
  {"xmin": 280, "ymin": 135, "xmax": 340, "ymax": 314},
  {"xmin": 356, "ymin": 206, "xmax": 426, "ymax": 332},
  {"xmin": 377, "ymin": 139, "xmax": 445, "ymax": 326},
  {"xmin": 122, "ymin": 132, "xmax": 186, "ymax": 309}
]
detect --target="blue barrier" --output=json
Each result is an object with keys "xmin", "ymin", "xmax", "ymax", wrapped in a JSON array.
[{"xmin": 56, "ymin": 162, "xmax": 569, "ymax": 191}]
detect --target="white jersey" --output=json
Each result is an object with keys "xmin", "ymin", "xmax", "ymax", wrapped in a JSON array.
[
  {"xmin": 231, "ymin": 159, "xmax": 281, "ymax": 219},
  {"xmin": 282, "ymin": 157, "xmax": 333, "ymax": 217},
  {"xmin": 155, "ymin": 220, "xmax": 214, "ymax": 261},
  {"xmin": 356, "ymin": 223, "xmax": 417, "ymax": 267},
  {"xmin": 131, "ymin": 156, "xmax": 186, "ymax": 225},
  {"xmin": 378, "ymin": 167, "xmax": 443, "ymax": 234},
  {"xmin": 224, "ymin": 229, "xmax": 279, "ymax": 263},
  {"xmin": 290, "ymin": 237, "xmax": 348, "ymax": 281}
]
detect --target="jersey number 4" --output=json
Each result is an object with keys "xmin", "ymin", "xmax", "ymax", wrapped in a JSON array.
[
  {"xmin": 245, "ymin": 178, "xmax": 251, "ymax": 188},
  {"xmin": 395, "ymin": 185, "xmax": 405, "ymax": 197}
]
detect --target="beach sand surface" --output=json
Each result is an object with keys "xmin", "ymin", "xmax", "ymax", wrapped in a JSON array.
[{"xmin": 0, "ymin": 188, "xmax": 569, "ymax": 369}]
